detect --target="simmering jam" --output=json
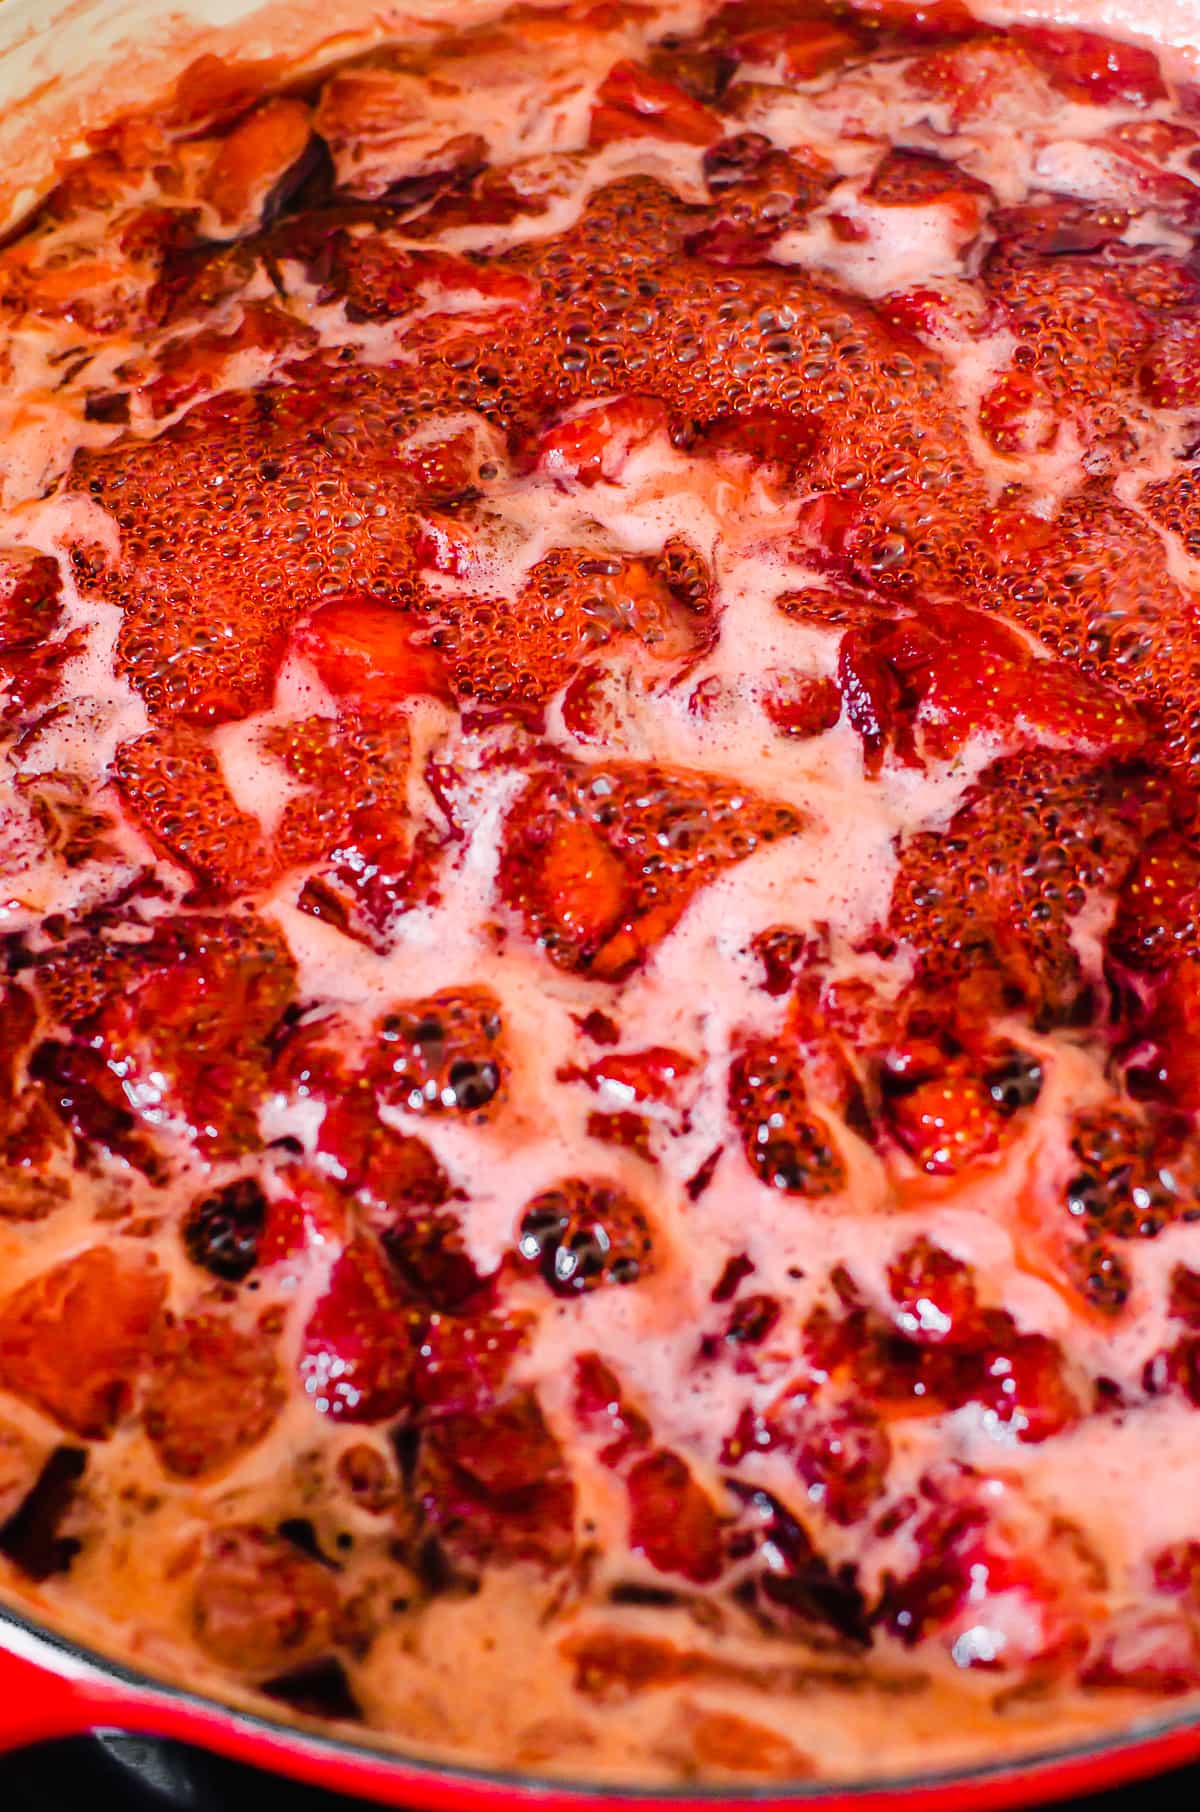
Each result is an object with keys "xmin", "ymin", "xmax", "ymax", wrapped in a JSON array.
[{"xmin": 1, "ymin": 0, "xmax": 1200, "ymax": 1782}]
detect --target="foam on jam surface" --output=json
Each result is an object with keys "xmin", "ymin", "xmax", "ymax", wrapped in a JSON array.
[{"xmin": 2, "ymin": 0, "xmax": 1200, "ymax": 1782}]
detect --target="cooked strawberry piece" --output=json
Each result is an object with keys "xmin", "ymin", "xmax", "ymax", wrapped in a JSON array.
[
  {"xmin": 879, "ymin": 1484, "xmax": 1085, "ymax": 1665},
  {"xmin": 86, "ymin": 913, "xmax": 295, "ymax": 1160},
  {"xmin": 907, "ymin": 35, "xmax": 1049, "ymax": 127},
  {"xmin": 988, "ymin": 196, "xmax": 1133, "ymax": 261},
  {"xmin": 725, "ymin": 1478, "xmax": 871, "ymax": 1644},
  {"xmin": 192, "ymin": 1524, "xmax": 339, "ymax": 1676},
  {"xmin": 978, "ymin": 370, "xmax": 1057, "ymax": 456},
  {"xmin": 762, "ymin": 672, "xmax": 841, "ymax": 739},
  {"xmin": 805, "ymin": 1276, "xmax": 1079, "ymax": 1441},
  {"xmin": 1169, "ymin": 1266, "xmax": 1200, "ymax": 1330},
  {"xmin": 590, "ymin": 61, "xmax": 722, "ymax": 148},
  {"xmin": 535, "ymin": 396, "xmax": 668, "ymax": 487},
  {"xmin": 725, "ymin": 18, "xmax": 860, "ymax": 78},
  {"xmin": 838, "ymin": 606, "xmax": 1145, "ymax": 774},
  {"xmin": 1152, "ymin": 1540, "xmax": 1200, "ymax": 1598},
  {"xmin": 516, "ymin": 1177, "xmax": 655, "ymax": 1294},
  {"xmin": 574, "ymin": 1352, "xmax": 653, "ymax": 1466},
  {"xmin": 294, "ymin": 599, "xmax": 451, "ymax": 706},
  {"xmin": 763, "ymin": 1389, "xmax": 891, "ymax": 1526},
  {"xmin": 864, "ymin": 148, "xmax": 990, "ymax": 240},
  {"xmin": 0, "ymin": 550, "xmax": 62, "ymax": 651},
  {"xmin": 28, "ymin": 1039, "xmax": 163, "ymax": 1176},
  {"xmin": 1128, "ymin": 957, "xmax": 1200, "ymax": 1112},
  {"xmin": 535, "ymin": 817, "xmax": 629, "ymax": 955},
  {"xmin": 1141, "ymin": 316, "xmax": 1200, "ymax": 410},
  {"xmin": 888, "ymin": 750, "xmax": 1164, "ymax": 1026},
  {"xmin": 114, "ymin": 726, "xmax": 268, "ymax": 891},
  {"xmin": 501, "ymin": 757, "xmax": 801, "ymax": 977},
  {"xmin": 372, "ymin": 987, "xmax": 505, "ymax": 1117},
  {"xmin": 879, "ymin": 1027, "xmax": 1042, "ymax": 1177},
  {"xmin": 299, "ymin": 1236, "xmax": 415, "ymax": 1423},
  {"xmin": 688, "ymin": 408, "xmax": 821, "ymax": 476},
  {"xmin": 380, "ymin": 1208, "xmax": 491, "ymax": 1314},
  {"xmin": 416, "ymin": 1390, "xmax": 575, "ymax": 1568},
  {"xmin": 146, "ymin": 303, "xmax": 317, "ymax": 419},
  {"xmin": 1081, "ymin": 1613, "xmax": 1200, "ymax": 1694},
  {"xmin": 627, "ymin": 1448, "xmax": 723, "ymax": 1583},
  {"xmin": 259, "ymin": 1175, "xmax": 349, "ymax": 1268},
  {"xmin": 1014, "ymin": 26, "xmax": 1166, "ymax": 106},
  {"xmin": 695, "ymin": 135, "xmax": 835, "ymax": 257},
  {"xmin": 0, "ymin": 629, "xmax": 87, "ymax": 725},
  {"xmin": 145, "ymin": 1311, "xmax": 284, "ymax": 1478},
  {"xmin": 432, "ymin": 546, "xmax": 695, "ymax": 723},
  {"xmin": 728, "ymin": 1039, "xmax": 846, "ymax": 1196},
  {"xmin": 410, "ymin": 1306, "xmax": 530, "ymax": 1416},
  {"xmin": 672, "ymin": 1705, "xmax": 813, "ymax": 1776},
  {"xmin": 201, "ymin": 97, "xmax": 315, "ymax": 230},
  {"xmin": 559, "ymin": 1045, "xmax": 695, "ymax": 1105},
  {"xmin": 318, "ymin": 1083, "xmax": 450, "ymax": 1209},
  {"xmin": 887, "ymin": 1237, "xmax": 981, "ymax": 1345},
  {"xmin": 0, "ymin": 1248, "xmax": 165, "ymax": 1439}
]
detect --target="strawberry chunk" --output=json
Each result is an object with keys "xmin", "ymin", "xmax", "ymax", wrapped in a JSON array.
[
  {"xmin": 879, "ymin": 1026, "xmax": 1042, "ymax": 1177},
  {"xmin": 144, "ymin": 1311, "xmax": 284, "ymax": 1478},
  {"xmin": 0, "ymin": 1248, "xmax": 165, "ymax": 1438},
  {"xmin": 192, "ymin": 1524, "xmax": 339, "ymax": 1676},
  {"xmin": 1141, "ymin": 316, "xmax": 1200, "ymax": 410},
  {"xmin": 201, "ymin": 97, "xmax": 315, "ymax": 231},
  {"xmin": 559, "ymin": 1045, "xmax": 696, "ymax": 1105},
  {"xmin": 501, "ymin": 757, "xmax": 801, "ymax": 978},
  {"xmin": 762, "ymin": 672, "xmax": 841, "ymax": 739},
  {"xmin": 0, "ymin": 550, "xmax": 62, "ymax": 651},
  {"xmin": 294, "ymin": 599, "xmax": 452, "ymax": 706},
  {"xmin": 590, "ymin": 61, "xmax": 723, "ymax": 148},
  {"xmin": 725, "ymin": 18, "xmax": 861, "ymax": 79},
  {"xmin": 115, "ymin": 727, "xmax": 268, "ymax": 891},
  {"xmin": 298, "ymin": 1236, "xmax": 415, "ymax": 1423},
  {"xmin": 574, "ymin": 1352, "xmax": 652, "ymax": 1466},
  {"xmin": 411, "ymin": 1306, "xmax": 530, "ymax": 1416},
  {"xmin": 1014, "ymin": 26, "xmax": 1166, "ymax": 106},
  {"xmin": 535, "ymin": 396, "xmax": 668, "ymax": 487},
  {"xmin": 728, "ymin": 1039, "xmax": 846, "ymax": 1197},
  {"xmin": 416, "ymin": 1389, "xmax": 575, "ymax": 1567},
  {"xmin": 627, "ymin": 1448, "xmax": 723, "ymax": 1583}
]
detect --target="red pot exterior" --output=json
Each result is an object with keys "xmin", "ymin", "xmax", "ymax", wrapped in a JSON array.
[{"xmin": 1, "ymin": 1639, "xmax": 1200, "ymax": 1810}]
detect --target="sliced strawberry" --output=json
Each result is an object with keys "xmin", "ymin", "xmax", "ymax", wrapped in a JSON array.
[
  {"xmin": 1141, "ymin": 316, "xmax": 1200, "ymax": 409},
  {"xmin": 114, "ymin": 726, "xmax": 268, "ymax": 892},
  {"xmin": 879, "ymin": 1025, "xmax": 1042, "ymax": 1177},
  {"xmin": 978, "ymin": 369, "xmax": 1057, "ymax": 456},
  {"xmin": 201, "ymin": 97, "xmax": 315, "ymax": 230},
  {"xmin": 1014, "ymin": 26, "xmax": 1166, "ymax": 106},
  {"xmin": 886, "ymin": 1237, "xmax": 982, "ymax": 1345},
  {"xmin": 410, "ymin": 1306, "xmax": 530, "ymax": 1416},
  {"xmin": 192, "ymin": 1524, "xmax": 339, "ymax": 1676},
  {"xmin": 87, "ymin": 913, "xmax": 296, "ymax": 1161},
  {"xmin": 590, "ymin": 61, "xmax": 723, "ymax": 148},
  {"xmin": 0, "ymin": 550, "xmax": 62, "ymax": 651},
  {"xmin": 299, "ymin": 1236, "xmax": 415, "ymax": 1423},
  {"xmin": 574, "ymin": 1352, "xmax": 652, "ymax": 1467},
  {"xmin": 0, "ymin": 1248, "xmax": 165, "ymax": 1439},
  {"xmin": 559, "ymin": 1046, "xmax": 696, "ymax": 1105},
  {"xmin": 759, "ymin": 1388, "xmax": 891, "ymax": 1526},
  {"xmin": 318, "ymin": 1083, "xmax": 449, "ymax": 1209},
  {"xmin": 146, "ymin": 303, "xmax": 317, "ymax": 419},
  {"xmin": 416, "ymin": 1389, "xmax": 575, "ymax": 1568},
  {"xmin": 687, "ymin": 407, "xmax": 822, "ymax": 477},
  {"xmin": 728, "ymin": 1039, "xmax": 846, "ymax": 1197},
  {"xmin": 627, "ymin": 1448, "xmax": 723, "ymax": 1583},
  {"xmin": 144, "ymin": 1311, "xmax": 284, "ymax": 1478},
  {"xmin": 724, "ymin": 18, "xmax": 861, "ymax": 79},
  {"xmin": 907, "ymin": 35, "xmax": 1048, "ymax": 128},
  {"xmin": 535, "ymin": 396, "xmax": 668, "ymax": 487},
  {"xmin": 501, "ymin": 756, "xmax": 801, "ymax": 977},
  {"xmin": 762, "ymin": 671, "xmax": 841, "ymax": 739},
  {"xmin": 294, "ymin": 599, "xmax": 452, "ymax": 706}
]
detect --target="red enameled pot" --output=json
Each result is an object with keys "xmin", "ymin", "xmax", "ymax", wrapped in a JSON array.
[{"xmin": 0, "ymin": 0, "xmax": 1199, "ymax": 1801}]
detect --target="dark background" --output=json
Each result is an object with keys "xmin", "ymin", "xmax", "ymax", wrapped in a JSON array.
[{"xmin": 0, "ymin": 1737, "xmax": 1198, "ymax": 1810}]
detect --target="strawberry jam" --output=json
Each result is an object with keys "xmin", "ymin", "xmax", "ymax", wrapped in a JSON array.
[{"xmin": 0, "ymin": 0, "xmax": 1199, "ymax": 1785}]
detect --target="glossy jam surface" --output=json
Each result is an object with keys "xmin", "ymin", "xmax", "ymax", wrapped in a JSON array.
[{"xmin": 2, "ymin": 0, "xmax": 1200, "ymax": 1784}]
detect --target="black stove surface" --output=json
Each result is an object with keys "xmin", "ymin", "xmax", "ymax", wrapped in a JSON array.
[{"xmin": 1, "ymin": 1738, "xmax": 1199, "ymax": 1811}]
